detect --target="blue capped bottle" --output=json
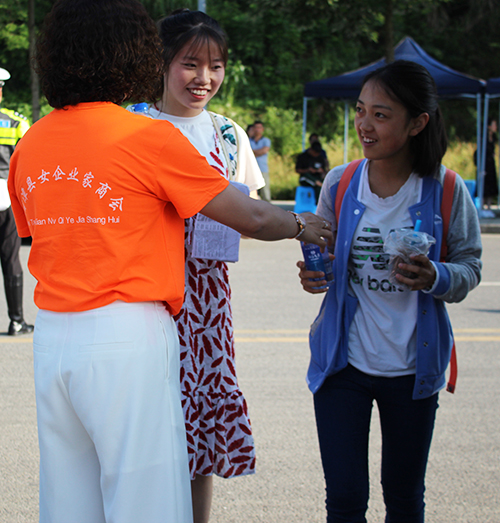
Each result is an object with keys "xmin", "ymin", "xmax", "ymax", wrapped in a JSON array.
[
  {"xmin": 301, "ymin": 242, "xmax": 334, "ymax": 288},
  {"xmin": 128, "ymin": 102, "xmax": 153, "ymax": 118}
]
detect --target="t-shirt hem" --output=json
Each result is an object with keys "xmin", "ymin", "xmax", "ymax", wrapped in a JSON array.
[{"xmin": 349, "ymin": 360, "xmax": 417, "ymax": 378}]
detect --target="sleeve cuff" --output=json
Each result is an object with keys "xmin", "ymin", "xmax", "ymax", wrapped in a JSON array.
[{"xmin": 422, "ymin": 261, "xmax": 449, "ymax": 295}]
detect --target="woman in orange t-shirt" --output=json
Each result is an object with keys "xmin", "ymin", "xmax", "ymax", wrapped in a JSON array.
[{"xmin": 8, "ymin": 2, "xmax": 332, "ymax": 523}]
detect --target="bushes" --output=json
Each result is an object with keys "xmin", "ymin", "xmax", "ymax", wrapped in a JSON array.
[
  {"xmin": 210, "ymin": 98, "xmax": 479, "ymax": 200},
  {"xmin": 443, "ymin": 141, "xmax": 476, "ymax": 181}
]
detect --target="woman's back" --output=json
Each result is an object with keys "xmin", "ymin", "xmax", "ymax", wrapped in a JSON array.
[{"xmin": 9, "ymin": 102, "xmax": 228, "ymax": 313}]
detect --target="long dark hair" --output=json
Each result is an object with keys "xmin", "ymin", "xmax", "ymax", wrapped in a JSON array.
[
  {"xmin": 157, "ymin": 9, "xmax": 228, "ymax": 72},
  {"xmin": 36, "ymin": 0, "xmax": 165, "ymax": 108},
  {"xmin": 362, "ymin": 60, "xmax": 448, "ymax": 178}
]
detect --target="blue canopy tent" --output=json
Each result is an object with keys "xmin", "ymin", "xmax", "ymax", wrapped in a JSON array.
[
  {"xmin": 302, "ymin": 37, "xmax": 486, "ymax": 200},
  {"xmin": 481, "ymin": 78, "xmax": 500, "ymax": 212}
]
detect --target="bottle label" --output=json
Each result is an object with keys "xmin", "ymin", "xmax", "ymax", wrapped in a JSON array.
[{"xmin": 301, "ymin": 242, "xmax": 334, "ymax": 287}]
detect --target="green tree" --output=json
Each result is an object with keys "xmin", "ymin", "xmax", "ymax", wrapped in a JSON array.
[
  {"xmin": 0, "ymin": 0, "xmax": 30, "ymax": 106},
  {"xmin": 0, "ymin": 0, "xmax": 53, "ymax": 120},
  {"xmin": 2, "ymin": 0, "xmax": 500, "ymax": 140}
]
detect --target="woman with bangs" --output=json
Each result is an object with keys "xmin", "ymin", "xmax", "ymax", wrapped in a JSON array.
[
  {"xmin": 297, "ymin": 61, "xmax": 482, "ymax": 522},
  {"xmin": 146, "ymin": 9, "xmax": 264, "ymax": 523}
]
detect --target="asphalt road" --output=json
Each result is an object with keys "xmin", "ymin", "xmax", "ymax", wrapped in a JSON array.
[{"xmin": 1, "ymin": 234, "xmax": 499, "ymax": 522}]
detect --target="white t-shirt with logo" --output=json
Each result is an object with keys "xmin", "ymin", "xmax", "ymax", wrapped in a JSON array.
[{"xmin": 347, "ymin": 161, "xmax": 423, "ymax": 377}]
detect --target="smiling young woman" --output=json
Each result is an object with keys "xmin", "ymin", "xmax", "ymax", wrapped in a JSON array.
[
  {"xmin": 297, "ymin": 60, "xmax": 482, "ymax": 523},
  {"xmin": 146, "ymin": 9, "xmax": 268, "ymax": 523},
  {"xmin": 355, "ymin": 79, "xmax": 429, "ymax": 199},
  {"xmin": 162, "ymin": 38, "xmax": 225, "ymax": 117}
]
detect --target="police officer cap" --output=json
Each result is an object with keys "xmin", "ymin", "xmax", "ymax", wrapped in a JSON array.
[{"xmin": 0, "ymin": 68, "xmax": 11, "ymax": 81}]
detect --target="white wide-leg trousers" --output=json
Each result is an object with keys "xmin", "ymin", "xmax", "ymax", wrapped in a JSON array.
[{"xmin": 33, "ymin": 301, "xmax": 192, "ymax": 523}]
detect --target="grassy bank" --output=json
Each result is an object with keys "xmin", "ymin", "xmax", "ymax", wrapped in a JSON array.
[{"xmin": 269, "ymin": 140, "xmax": 478, "ymax": 200}]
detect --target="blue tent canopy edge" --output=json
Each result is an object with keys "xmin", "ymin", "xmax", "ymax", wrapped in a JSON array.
[
  {"xmin": 486, "ymin": 78, "xmax": 500, "ymax": 95},
  {"xmin": 302, "ymin": 36, "xmax": 492, "ymax": 213},
  {"xmin": 304, "ymin": 37, "xmax": 485, "ymax": 100}
]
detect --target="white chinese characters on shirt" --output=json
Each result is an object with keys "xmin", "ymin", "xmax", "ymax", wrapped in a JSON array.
[{"xmin": 20, "ymin": 165, "xmax": 124, "ymax": 227}]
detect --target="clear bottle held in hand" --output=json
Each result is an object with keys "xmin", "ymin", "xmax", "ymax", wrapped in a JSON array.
[{"xmin": 384, "ymin": 220, "xmax": 436, "ymax": 289}]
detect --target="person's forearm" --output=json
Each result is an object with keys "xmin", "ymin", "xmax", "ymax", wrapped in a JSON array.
[
  {"xmin": 200, "ymin": 184, "xmax": 332, "ymax": 246},
  {"xmin": 253, "ymin": 147, "xmax": 269, "ymax": 157},
  {"xmin": 201, "ymin": 185, "xmax": 297, "ymax": 239}
]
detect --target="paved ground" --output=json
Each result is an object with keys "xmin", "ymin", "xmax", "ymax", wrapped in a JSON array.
[{"xmin": 1, "ymin": 231, "xmax": 500, "ymax": 522}]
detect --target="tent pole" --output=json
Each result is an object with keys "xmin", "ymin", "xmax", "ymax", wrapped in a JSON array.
[
  {"xmin": 480, "ymin": 94, "xmax": 489, "ymax": 215},
  {"xmin": 344, "ymin": 102, "xmax": 349, "ymax": 164},
  {"xmin": 476, "ymin": 93, "xmax": 482, "ymax": 211},
  {"xmin": 302, "ymin": 97, "xmax": 308, "ymax": 151}
]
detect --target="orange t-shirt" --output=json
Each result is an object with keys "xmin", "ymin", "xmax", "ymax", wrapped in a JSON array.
[{"xmin": 8, "ymin": 102, "xmax": 229, "ymax": 315}]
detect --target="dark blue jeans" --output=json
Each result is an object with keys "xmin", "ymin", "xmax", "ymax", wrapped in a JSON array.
[{"xmin": 314, "ymin": 364, "xmax": 439, "ymax": 523}]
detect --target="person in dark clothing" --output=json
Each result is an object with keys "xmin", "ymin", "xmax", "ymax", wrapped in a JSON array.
[
  {"xmin": 296, "ymin": 141, "xmax": 328, "ymax": 202},
  {"xmin": 309, "ymin": 133, "xmax": 330, "ymax": 172},
  {"xmin": 474, "ymin": 117, "xmax": 498, "ymax": 209},
  {"xmin": 0, "ymin": 67, "xmax": 33, "ymax": 335}
]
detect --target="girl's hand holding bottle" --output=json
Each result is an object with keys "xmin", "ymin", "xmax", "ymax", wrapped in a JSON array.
[{"xmin": 296, "ymin": 253, "xmax": 335, "ymax": 294}]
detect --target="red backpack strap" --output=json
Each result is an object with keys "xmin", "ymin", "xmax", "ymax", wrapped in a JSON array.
[
  {"xmin": 447, "ymin": 342, "xmax": 458, "ymax": 393},
  {"xmin": 334, "ymin": 159, "xmax": 363, "ymax": 220},
  {"xmin": 441, "ymin": 168, "xmax": 457, "ymax": 393},
  {"xmin": 440, "ymin": 168, "xmax": 456, "ymax": 262}
]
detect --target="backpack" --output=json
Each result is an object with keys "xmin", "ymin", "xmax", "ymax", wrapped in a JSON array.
[{"xmin": 334, "ymin": 159, "xmax": 458, "ymax": 394}]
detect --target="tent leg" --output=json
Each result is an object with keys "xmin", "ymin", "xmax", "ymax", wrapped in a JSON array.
[
  {"xmin": 344, "ymin": 102, "xmax": 349, "ymax": 164},
  {"xmin": 302, "ymin": 97, "xmax": 308, "ymax": 151},
  {"xmin": 479, "ymin": 94, "xmax": 489, "ymax": 215}
]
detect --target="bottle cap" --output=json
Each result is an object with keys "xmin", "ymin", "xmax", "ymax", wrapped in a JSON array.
[{"xmin": 134, "ymin": 103, "xmax": 149, "ymax": 113}]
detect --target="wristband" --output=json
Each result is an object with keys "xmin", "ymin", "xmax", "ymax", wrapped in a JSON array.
[{"xmin": 288, "ymin": 211, "xmax": 306, "ymax": 239}]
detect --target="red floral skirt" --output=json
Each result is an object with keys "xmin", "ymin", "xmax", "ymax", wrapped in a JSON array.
[{"xmin": 175, "ymin": 257, "xmax": 256, "ymax": 479}]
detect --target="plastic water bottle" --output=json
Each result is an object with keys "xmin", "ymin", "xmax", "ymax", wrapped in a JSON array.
[
  {"xmin": 301, "ymin": 242, "xmax": 334, "ymax": 288},
  {"xmin": 129, "ymin": 103, "xmax": 152, "ymax": 118}
]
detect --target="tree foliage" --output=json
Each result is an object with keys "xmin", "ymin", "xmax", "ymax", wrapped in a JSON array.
[{"xmin": 1, "ymin": 0, "xmax": 499, "ymax": 140}]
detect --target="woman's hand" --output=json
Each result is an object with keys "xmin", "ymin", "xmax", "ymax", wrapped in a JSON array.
[
  {"xmin": 298, "ymin": 213, "xmax": 333, "ymax": 250},
  {"xmin": 394, "ymin": 254, "xmax": 436, "ymax": 291},
  {"xmin": 296, "ymin": 253, "xmax": 335, "ymax": 294}
]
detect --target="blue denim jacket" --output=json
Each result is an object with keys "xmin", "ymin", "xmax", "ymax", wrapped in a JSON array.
[{"xmin": 307, "ymin": 160, "xmax": 482, "ymax": 400}]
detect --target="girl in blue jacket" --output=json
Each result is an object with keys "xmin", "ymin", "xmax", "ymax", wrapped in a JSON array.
[{"xmin": 298, "ymin": 60, "xmax": 482, "ymax": 523}]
